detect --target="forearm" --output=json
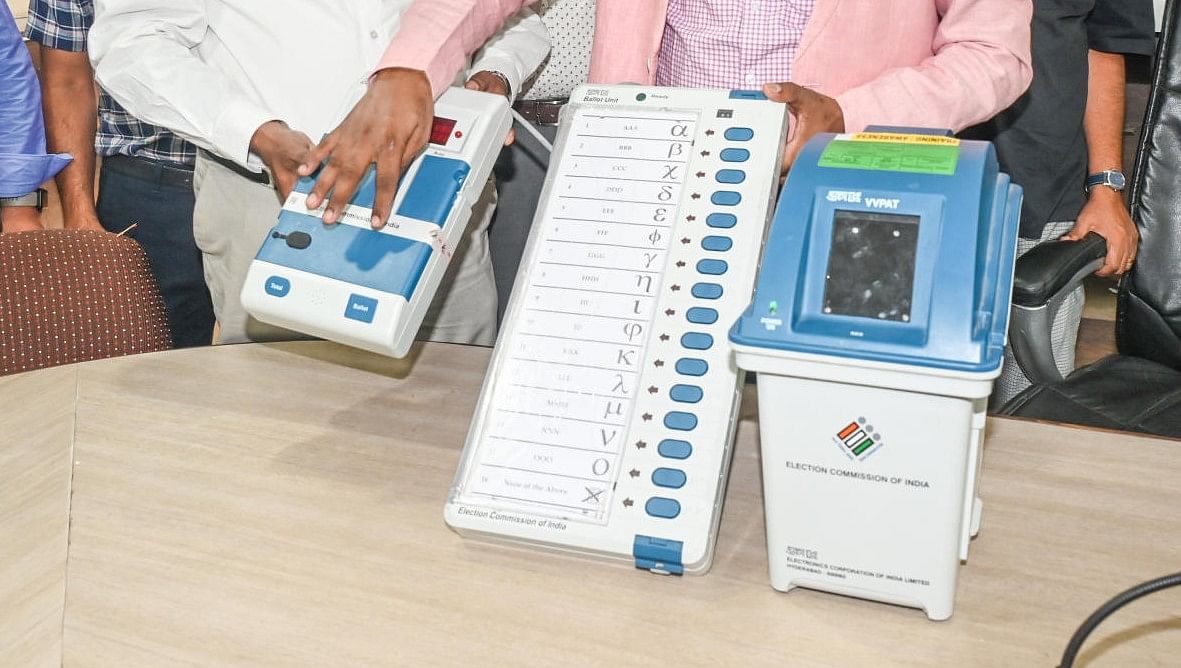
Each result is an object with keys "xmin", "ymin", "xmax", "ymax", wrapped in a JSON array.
[
  {"xmin": 38, "ymin": 48, "xmax": 99, "ymax": 223},
  {"xmin": 1083, "ymin": 49, "xmax": 1126, "ymax": 174},
  {"xmin": 469, "ymin": 8, "xmax": 550, "ymax": 100},
  {"xmin": 0, "ymin": 206, "xmax": 44, "ymax": 233},
  {"xmin": 377, "ymin": 0, "xmax": 535, "ymax": 97},
  {"xmin": 837, "ymin": 0, "xmax": 1033, "ymax": 133}
]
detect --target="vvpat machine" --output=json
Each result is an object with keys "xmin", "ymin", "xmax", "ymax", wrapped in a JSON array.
[
  {"xmin": 241, "ymin": 87, "xmax": 511, "ymax": 357},
  {"xmin": 730, "ymin": 130, "xmax": 1022, "ymax": 620}
]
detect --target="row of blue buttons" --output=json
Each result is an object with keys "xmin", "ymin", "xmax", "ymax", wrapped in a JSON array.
[{"xmin": 645, "ymin": 127, "xmax": 754, "ymax": 521}]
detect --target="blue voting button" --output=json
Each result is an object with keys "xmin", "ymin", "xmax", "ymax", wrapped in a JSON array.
[
  {"xmin": 681, "ymin": 332, "xmax": 714, "ymax": 350},
  {"xmin": 652, "ymin": 468, "xmax": 688, "ymax": 489},
  {"xmin": 701, "ymin": 235, "xmax": 733, "ymax": 251},
  {"xmin": 646, "ymin": 497, "xmax": 682, "ymax": 519},
  {"xmin": 715, "ymin": 169, "xmax": 746, "ymax": 184},
  {"xmin": 670, "ymin": 384, "xmax": 704, "ymax": 403},
  {"xmin": 658, "ymin": 439, "xmax": 693, "ymax": 459},
  {"xmin": 344, "ymin": 294, "xmax": 378, "ymax": 323},
  {"xmin": 724, "ymin": 127, "xmax": 754, "ymax": 141},
  {"xmin": 692, "ymin": 283, "xmax": 723, "ymax": 299},
  {"xmin": 675, "ymin": 358, "xmax": 708, "ymax": 376},
  {"xmin": 264, "ymin": 275, "xmax": 290, "ymax": 298},
  {"xmin": 697, "ymin": 259, "xmax": 728, "ymax": 275},
  {"xmin": 720, "ymin": 148, "xmax": 750, "ymax": 162},
  {"xmin": 706, "ymin": 213, "xmax": 737, "ymax": 229},
  {"xmin": 664, "ymin": 411, "xmax": 698, "ymax": 431},
  {"xmin": 686, "ymin": 307, "xmax": 718, "ymax": 324},
  {"xmin": 712, "ymin": 191, "xmax": 742, "ymax": 206}
]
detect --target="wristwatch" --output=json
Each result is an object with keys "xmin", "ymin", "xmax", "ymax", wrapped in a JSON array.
[
  {"xmin": 0, "ymin": 188, "xmax": 47, "ymax": 211},
  {"xmin": 1085, "ymin": 170, "xmax": 1126, "ymax": 194},
  {"xmin": 484, "ymin": 70, "xmax": 513, "ymax": 100}
]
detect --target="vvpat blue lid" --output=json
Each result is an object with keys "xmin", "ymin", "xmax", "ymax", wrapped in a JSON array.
[{"xmin": 730, "ymin": 131, "xmax": 1023, "ymax": 373}]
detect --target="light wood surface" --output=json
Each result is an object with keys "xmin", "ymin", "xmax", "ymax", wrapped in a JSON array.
[
  {"xmin": 1, "ymin": 342, "xmax": 1179, "ymax": 666},
  {"xmin": 0, "ymin": 365, "xmax": 74, "ymax": 667}
]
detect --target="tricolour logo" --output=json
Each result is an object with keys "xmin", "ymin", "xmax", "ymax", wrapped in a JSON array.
[{"xmin": 833, "ymin": 417, "xmax": 884, "ymax": 460}]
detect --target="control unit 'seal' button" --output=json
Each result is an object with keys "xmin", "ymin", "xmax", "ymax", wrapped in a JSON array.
[{"xmin": 265, "ymin": 275, "xmax": 291, "ymax": 298}]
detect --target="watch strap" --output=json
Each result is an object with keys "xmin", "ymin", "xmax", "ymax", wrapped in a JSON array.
[
  {"xmin": 1085, "ymin": 170, "xmax": 1126, "ymax": 193},
  {"xmin": 0, "ymin": 189, "xmax": 45, "ymax": 210}
]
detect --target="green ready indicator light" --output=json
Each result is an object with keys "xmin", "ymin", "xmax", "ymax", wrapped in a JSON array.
[{"xmin": 636, "ymin": 93, "xmax": 647, "ymax": 102}]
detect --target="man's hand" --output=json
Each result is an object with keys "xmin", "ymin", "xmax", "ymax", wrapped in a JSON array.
[
  {"xmin": 299, "ymin": 67, "xmax": 434, "ymax": 229},
  {"xmin": 1061, "ymin": 187, "xmax": 1139, "ymax": 277},
  {"xmin": 0, "ymin": 207, "xmax": 45, "ymax": 234},
  {"xmin": 466, "ymin": 71, "xmax": 515, "ymax": 146},
  {"xmin": 250, "ymin": 121, "xmax": 315, "ymax": 200},
  {"xmin": 763, "ymin": 82, "xmax": 845, "ymax": 174}
]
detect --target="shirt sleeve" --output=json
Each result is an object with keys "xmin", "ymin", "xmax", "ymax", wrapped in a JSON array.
[
  {"xmin": 88, "ymin": 0, "xmax": 276, "ymax": 166},
  {"xmin": 376, "ymin": 0, "xmax": 536, "ymax": 98},
  {"xmin": 24, "ymin": 0, "xmax": 92, "ymax": 52},
  {"xmin": 1088, "ymin": 0, "xmax": 1157, "ymax": 56},
  {"xmin": 1, "ymin": 3, "xmax": 71, "ymax": 197},
  {"xmin": 835, "ymin": 0, "xmax": 1034, "ymax": 134},
  {"xmin": 468, "ymin": 8, "xmax": 551, "ymax": 100}
]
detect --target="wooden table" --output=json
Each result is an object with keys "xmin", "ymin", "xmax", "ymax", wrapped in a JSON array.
[{"xmin": 2, "ymin": 342, "xmax": 1179, "ymax": 666}]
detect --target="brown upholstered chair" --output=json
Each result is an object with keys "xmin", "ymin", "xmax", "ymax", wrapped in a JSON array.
[{"xmin": 0, "ymin": 229, "xmax": 173, "ymax": 375}]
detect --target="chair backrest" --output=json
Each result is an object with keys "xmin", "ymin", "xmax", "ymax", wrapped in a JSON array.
[
  {"xmin": 0, "ymin": 229, "xmax": 172, "ymax": 376},
  {"xmin": 1121, "ymin": 0, "xmax": 1181, "ymax": 370}
]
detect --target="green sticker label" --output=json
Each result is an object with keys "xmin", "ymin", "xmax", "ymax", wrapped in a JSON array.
[{"xmin": 818, "ymin": 140, "xmax": 960, "ymax": 176}]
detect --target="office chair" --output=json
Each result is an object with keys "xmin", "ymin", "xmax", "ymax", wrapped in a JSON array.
[
  {"xmin": 997, "ymin": 0, "xmax": 1181, "ymax": 438},
  {"xmin": 0, "ymin": 229, "xmax": 172, "ymax": 376}
]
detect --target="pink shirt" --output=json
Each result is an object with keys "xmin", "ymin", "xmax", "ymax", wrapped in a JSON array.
[
  {"xmin": 377, "ymin": 0, "xmax": 537, "ymax": 97},
  {"xmin": 655, "ymin": 0, "xmax": 816, "ymax": 89},
  {"xmin": 590, "ymin": 0, "xmax": 1033, "ymax": 134}
]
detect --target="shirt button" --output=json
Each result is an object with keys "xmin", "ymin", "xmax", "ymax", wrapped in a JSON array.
[
  {"xmin": 369, "ymin": 30, "xmax": 379, "ymax": 39},
  {"xmin": 744, "ymin": 73, "xmax": 756, "ymax": 84}
]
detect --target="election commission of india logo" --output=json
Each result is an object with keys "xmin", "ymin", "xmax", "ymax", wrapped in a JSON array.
[{"xmin": 833, "ymin": 417, "xmax": 884, "ymax": 461}]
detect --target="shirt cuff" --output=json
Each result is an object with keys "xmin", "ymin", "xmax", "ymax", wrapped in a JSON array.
[
  {"xmin": 210, "ymin": 98, "xmax": 279, "ymax": 169},
  {"xmin": 469, "ymin": 53, "xmax": 525, "ymax": 100}
]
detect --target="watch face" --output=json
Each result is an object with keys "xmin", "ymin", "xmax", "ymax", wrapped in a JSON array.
[{"xmin": 1088, "ymin": 171, "xmax": 1126, "ymax": 192}]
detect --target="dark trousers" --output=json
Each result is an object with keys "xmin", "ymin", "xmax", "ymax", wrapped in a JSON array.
[
  {"xmin": 97, "ymin": 156, "xmax": 214, "ymax": 347},
  {"xmin": 489, "ymin": 122, "xmax": 559, "ymax": 324}
]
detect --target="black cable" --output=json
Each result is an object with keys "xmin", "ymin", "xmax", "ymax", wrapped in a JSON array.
[{"xmin": 1058, "ymin": 571, "xmax": 1181, "ymax": 668}]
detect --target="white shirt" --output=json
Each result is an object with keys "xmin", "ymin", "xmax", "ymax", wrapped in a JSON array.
[{"xmin": 89, "ymin": 1, "xmax": 548, "ymax": 168}]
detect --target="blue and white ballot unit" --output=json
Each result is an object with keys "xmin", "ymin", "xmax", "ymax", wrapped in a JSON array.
[
  {"xmin": 730, "ymin": 131, "xmax": 1022, "ymax": 620},
  {"xmin": 241, "ymin": 87, "xmax": 511, "ymax": 357}
]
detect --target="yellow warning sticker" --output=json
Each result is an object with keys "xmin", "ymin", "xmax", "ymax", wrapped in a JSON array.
[{"xmin": 850, "ymin": 132, "xmax": 961, "ymax": 147}]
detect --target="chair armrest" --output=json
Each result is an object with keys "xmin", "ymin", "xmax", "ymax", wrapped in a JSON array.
[
  {"xmin": 1005, "ymin": 232, "xmax": 1107, "ymax": 387},
  {"xmin": 1011, "ymin": 232, "xmax": 1107, "ymax": 307}
]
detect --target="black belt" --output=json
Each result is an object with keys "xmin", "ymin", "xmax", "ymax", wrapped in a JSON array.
[
  {"xmin": 512, "ymin": 97, "xmax": 569, "ymax": 126},
  {"xmin": 102, "ymin": 154, "xmax": 194, "ymax": 189},
  {"xmin": 200, "ymin": 150, "xmax": 274, "ymax": 187}
]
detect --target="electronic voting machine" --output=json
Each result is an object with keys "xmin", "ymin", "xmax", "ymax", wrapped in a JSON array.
[
  {"xmin": 241, "ymin": 87, "xmax": 511, "ymax": 357},
  {"xmin": 445, "ymin": 86, "xmax": 787, "ymax": 574}
]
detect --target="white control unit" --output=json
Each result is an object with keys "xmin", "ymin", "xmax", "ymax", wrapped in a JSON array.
[
  {"xmin": 241, "ymin": 87, "xmax": 511, "ymax": 357},
  {"xmin": 446, "ymin": 85, "xmax": 787, "ymax": 574}
]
